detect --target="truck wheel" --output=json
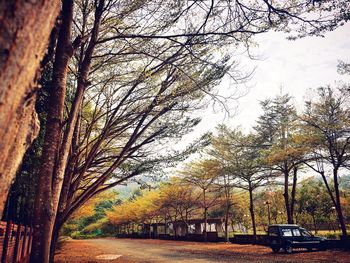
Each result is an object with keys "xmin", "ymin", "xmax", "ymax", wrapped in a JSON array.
[
  {"xmin": 284, "ymin": 245, "xmax": 293, "ymax": 254},
  {"xmin": 272, "ymin": 247, "xmax": 280, "ymax": 253}
]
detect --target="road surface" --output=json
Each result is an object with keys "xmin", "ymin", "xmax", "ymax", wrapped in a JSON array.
[{"xmin": 55, "ymin": 238, "xmax": 350, "ymax": 263}]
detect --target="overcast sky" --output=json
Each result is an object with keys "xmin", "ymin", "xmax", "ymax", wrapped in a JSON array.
[{"xmin": 186, "ymin": 22, "xmax": 350, "ymax": 139}]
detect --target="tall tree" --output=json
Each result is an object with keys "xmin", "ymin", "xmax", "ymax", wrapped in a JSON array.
[
  {"xmin": 211, "ymin": 125, "xmax": 269, "ymax": 239},
  {"xmin": 255, "ymin": 94, "xmax": 306, "ymax": 224},
  {"xmin": 300, "ymin": 86, "xmax": 350, "ymax": 236}
]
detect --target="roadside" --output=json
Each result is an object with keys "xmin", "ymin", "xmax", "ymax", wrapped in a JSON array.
[{"xmin": 55, "ymin": 238, "xmax": 350, "ymax": 263}]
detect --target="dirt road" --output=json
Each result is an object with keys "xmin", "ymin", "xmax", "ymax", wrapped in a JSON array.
[{"xmin": 55, "ymin": 238, "xmax": 350, "ymax": 263}]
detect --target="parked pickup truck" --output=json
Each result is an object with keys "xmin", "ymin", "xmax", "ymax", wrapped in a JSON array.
[{"xmin": 268, "ymin": 224, "xmax": 327, "ymax": 253}]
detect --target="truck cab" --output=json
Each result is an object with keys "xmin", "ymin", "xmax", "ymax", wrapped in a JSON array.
[{"xmin": 268, "ymin": 224, "xmax": 327, "ymax": 253}]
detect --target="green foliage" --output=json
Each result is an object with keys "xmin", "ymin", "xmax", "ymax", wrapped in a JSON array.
[
  {"xmin": 70, "ymin": 231, "xmax": 97, "ymax": 240},
  {"xmin": 62, "ymin": 191, "xmax": 118, "ymax": 238},
  {"xmin": 296, "ymin": 178, "xmax": 334, "ymax": 223}
]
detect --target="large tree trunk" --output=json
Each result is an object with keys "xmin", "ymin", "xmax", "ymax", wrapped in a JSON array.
[
  {"xmin": 0, "ymin": 0, "xmax": 60, "ymax": 217},
  {"xmin": 30, "ymin": 1, "xmax": 74, "ymax": 262}
]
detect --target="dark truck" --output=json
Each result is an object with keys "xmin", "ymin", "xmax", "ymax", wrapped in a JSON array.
[{"xmin": 268, "ymin": 224, "xmax": 327, "ymax": 253}]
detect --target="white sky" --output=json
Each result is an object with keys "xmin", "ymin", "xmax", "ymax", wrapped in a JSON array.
[{"xmin": 189, "ymin": 22, "xmax": 350, "ymax": 137}]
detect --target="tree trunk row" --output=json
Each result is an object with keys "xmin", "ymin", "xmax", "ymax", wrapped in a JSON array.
[{"xmin": 30, "ymin": 0, "xmax": 75, "ymax": 262}]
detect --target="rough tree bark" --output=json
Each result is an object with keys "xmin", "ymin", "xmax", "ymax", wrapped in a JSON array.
[{"xmin": 0, "ymin": 0, "xmax": 60, "ymax": 217}]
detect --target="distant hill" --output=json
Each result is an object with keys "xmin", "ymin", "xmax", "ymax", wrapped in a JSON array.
[
  {"xmin": 303, "ymin": 174, "xmax": 350, "ymax": 191},
  {"xmin": 115, "ymin": 183, "xmax": 139, "ymax": 200}
]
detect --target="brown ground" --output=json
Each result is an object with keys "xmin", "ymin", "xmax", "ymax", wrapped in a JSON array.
[{"xmin": 55, "ymin": 238, "xmax": 350, "ymax": 263}]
